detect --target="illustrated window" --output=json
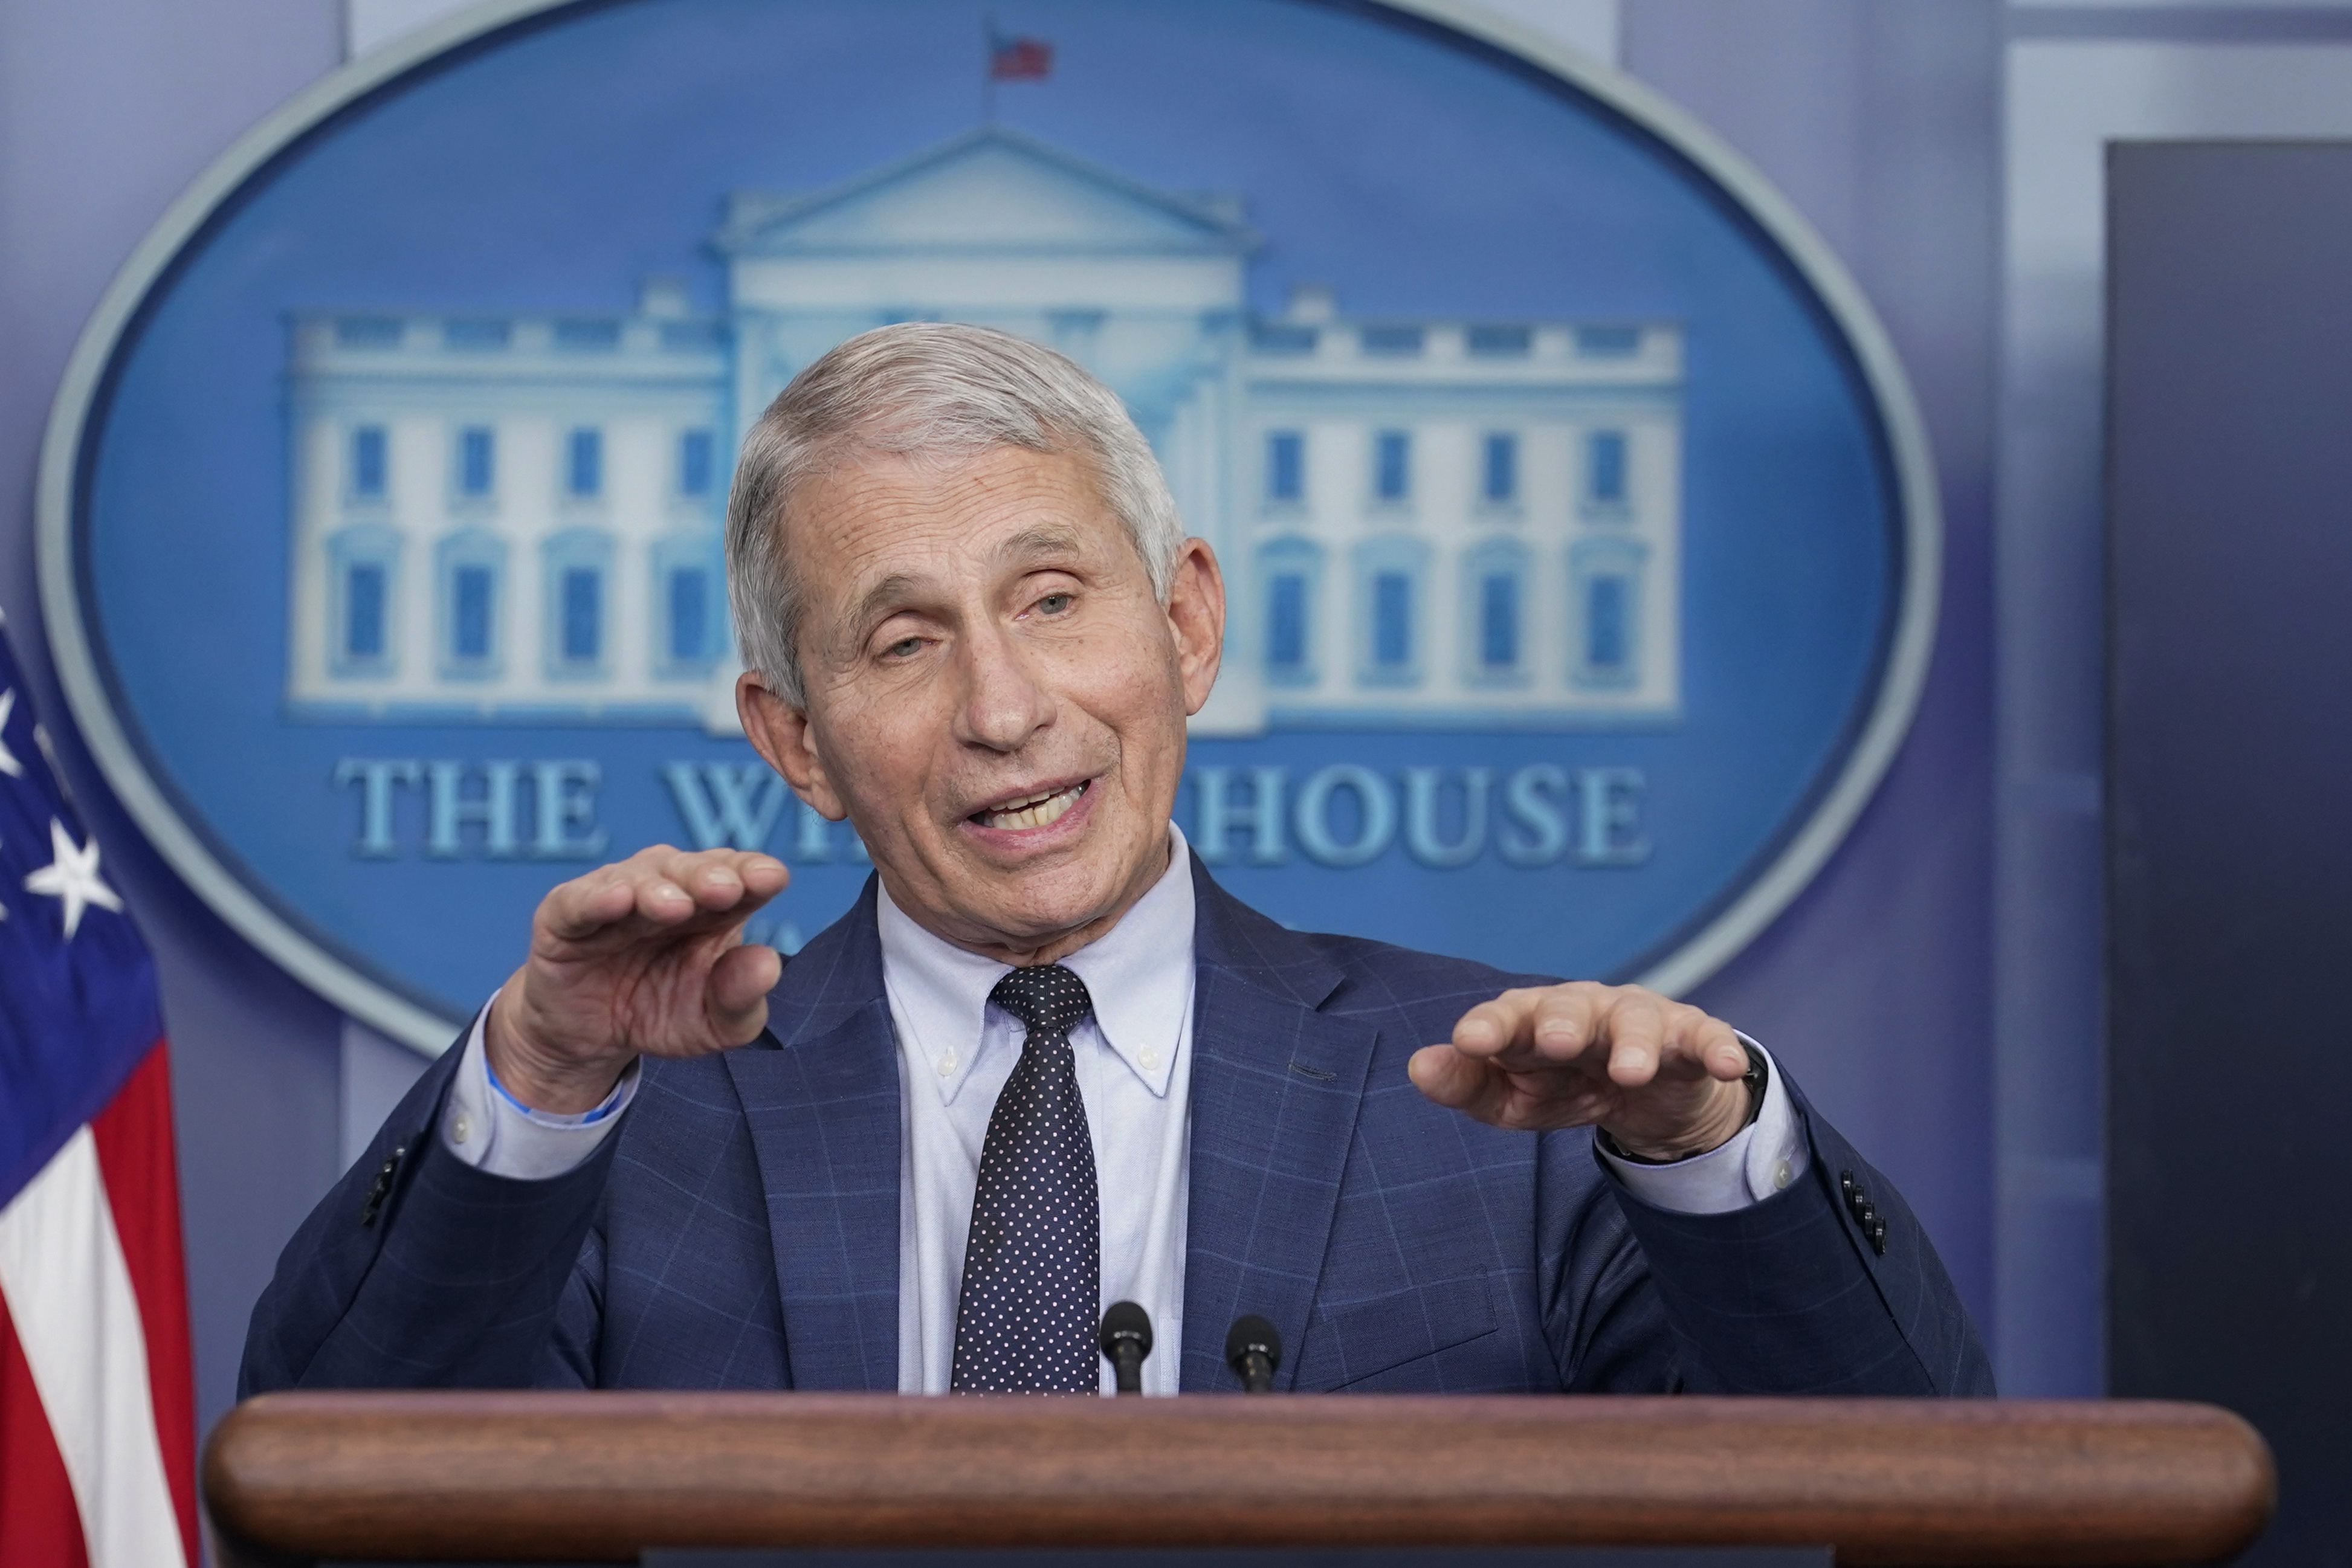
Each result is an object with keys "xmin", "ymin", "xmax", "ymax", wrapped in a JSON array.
[
  {"xmin": 566, "ymin": 428, "xmax": 604, "ymax": 500},
  {"xmin": 349, "ymin": 425, "xmax": 389, "ymax": 500},
  {"xmin": 1372, "ymin": 430, "xmax": 1411, "ymax": 505},
  {"xmin": 456, "ymin": 427, "xmax": 495, "ymax": 498},
  {"xmin": 1266, "ymin": 430, "xmax": 1305, "ymax": 505}
]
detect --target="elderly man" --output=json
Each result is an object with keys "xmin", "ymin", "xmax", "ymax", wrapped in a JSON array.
[{"xmin": 245, "ymin": 324, "xmax": 1989, "ymax": 1397}]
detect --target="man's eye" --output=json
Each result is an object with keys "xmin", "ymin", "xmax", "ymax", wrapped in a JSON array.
[
  {"xmin": 882, "ymin": 636, "xmax": 923, "ymax": 659},
  {"xmin": 1036, "ymin": 593, "xmax": 1074, "ymax": 615}
]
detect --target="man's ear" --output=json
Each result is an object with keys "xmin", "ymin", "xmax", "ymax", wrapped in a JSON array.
[
  {"xmin": 1167, "ymin": 537, "xmax": 1226, "ymax": 717},
  {"xmin": 738, "ymin": 671, "xmax": 848, "ymax": 821}
]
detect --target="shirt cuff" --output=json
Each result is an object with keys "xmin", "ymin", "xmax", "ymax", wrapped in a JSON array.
[
  {"xmin": 1596, "ymin": 1035, "xmax": 1808, "ymax": 1215},
  {"xmin": 440, "ymin": 989, "xmax": 639, "ymax": 1181}
]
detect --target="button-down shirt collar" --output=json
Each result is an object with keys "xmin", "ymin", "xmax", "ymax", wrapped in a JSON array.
[{"xmin": 874, "ymin": 824, "xmax": 1195, "ymax": 1107}]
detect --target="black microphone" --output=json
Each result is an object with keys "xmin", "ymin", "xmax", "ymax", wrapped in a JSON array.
[
  {"xmin": 1224, "ymin": 1314, "xmax": 1281, "ymax": 1393},
  {"xmin": 1099, "ymin": 1300, "xmax": 1152, "ymax": 1394}
]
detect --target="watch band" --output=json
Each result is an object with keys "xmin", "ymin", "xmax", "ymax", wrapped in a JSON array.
[{"xmin": 1597, "ymin": 1036, "xmax": 1767, "ymax": 1166}]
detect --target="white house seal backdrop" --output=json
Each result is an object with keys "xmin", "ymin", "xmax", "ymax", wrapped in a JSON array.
[{"xmin": 40, "ymin": 0, "xmax": 1936, "ymax": 1053}]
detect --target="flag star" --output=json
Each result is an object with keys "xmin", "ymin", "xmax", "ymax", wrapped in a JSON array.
[
  {"xmin": 23, "ymin": 817, "xmax": 123, "ymax": 940},
  {"xmin": 0, "ymin": 688, "xmax": 22, "ymax": 777}
]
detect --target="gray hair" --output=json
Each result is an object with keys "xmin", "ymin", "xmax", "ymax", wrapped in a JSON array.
[{"xmin": 725, "ymin": 321, "xmax": 1186, "ymax": 708}]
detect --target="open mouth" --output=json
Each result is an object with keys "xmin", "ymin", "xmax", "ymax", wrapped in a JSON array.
[{"xmin": 971, "ymin": 780, "xmax": 1090, "ymax": 832}]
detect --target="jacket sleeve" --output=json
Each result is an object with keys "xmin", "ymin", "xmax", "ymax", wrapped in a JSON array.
[
  {"xmin": 1586, "ymin": 1069, "xmax": 1994, "ymax": 1395},
  {"xmin": 237, "ymin": 1025, "xmax": 615, "ymax": 1394}
]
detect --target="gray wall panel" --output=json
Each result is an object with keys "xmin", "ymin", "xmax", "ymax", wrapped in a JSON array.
[{"xmin": 2107, "ymin": 138, "xmax": 2352, "ymax": 1565}]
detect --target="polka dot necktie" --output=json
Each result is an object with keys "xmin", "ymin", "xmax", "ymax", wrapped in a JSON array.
[{"xmin": 951, "ymin": 964, "xmax": 1101, "ymax": 1393}]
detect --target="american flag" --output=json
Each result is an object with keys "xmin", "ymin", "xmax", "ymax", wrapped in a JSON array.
[
  {"xmin": 989, "ymin": 33, "xmax": 1053, "ymax": 81},
  {"xmin": 0, "ymin": 618, "xmax": 196, "ymax": 1567}
]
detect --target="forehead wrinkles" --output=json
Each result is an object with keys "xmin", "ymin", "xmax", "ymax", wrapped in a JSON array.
[
  {"xmin": 787, "ymin": 462, "xmax": 969, "ymax": 619},
  {"xmin": 812, "ymin": 451, "xmax": 1108, "ymax": 582}
]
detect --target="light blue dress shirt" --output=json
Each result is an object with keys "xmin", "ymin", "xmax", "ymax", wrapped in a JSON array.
[
  {"xmin": 440, "ymin": 822, "xmax": 1804, "ymax": 1393},
  {"xmin": 877, "ymin": 824, "xmax": 1195, "ymax": 1394}
]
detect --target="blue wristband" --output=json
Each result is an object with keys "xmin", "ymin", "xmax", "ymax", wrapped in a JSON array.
[{"xmin": 483, "ymin": 1041, "xmax": 624, "ymax": 1124}]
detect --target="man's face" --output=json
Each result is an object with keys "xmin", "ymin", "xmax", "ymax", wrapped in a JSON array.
[{"xmin": 738, "ymin": 444, "xmax": 1224, "ymax": 963}]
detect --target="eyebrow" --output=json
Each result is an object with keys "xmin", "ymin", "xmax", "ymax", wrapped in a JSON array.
[
  {"xmin": 996, "ymin": 525, "xmax": 1086, "ymax": 568},
  {"xmin": 838, "ymin": 527, "xmax": 1093, "ymax": 644},
  {"xmin": 845, "ymin": 573, "xmax": 922, "ymax": 637}
]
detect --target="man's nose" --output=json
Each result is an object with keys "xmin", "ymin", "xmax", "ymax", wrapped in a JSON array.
[{"xmin": 952, "ymin": 621, "xmax": 1055, "ymax": 753}]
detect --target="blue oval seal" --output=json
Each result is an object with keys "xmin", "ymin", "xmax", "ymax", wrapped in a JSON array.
[{"xmin": 39, "ymin": 0, "xmax": 1937, "ymax": 1053}]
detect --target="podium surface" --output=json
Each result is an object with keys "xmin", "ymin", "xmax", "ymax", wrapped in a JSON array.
[{"xmin": 204, "ymin": 1392, "xmax": 2271, "ymax": 1567}]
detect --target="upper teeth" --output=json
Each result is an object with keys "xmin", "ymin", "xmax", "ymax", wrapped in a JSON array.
[{"xmin": 981, "ymin": 784, "xmax": 1083, "ymax": 830}]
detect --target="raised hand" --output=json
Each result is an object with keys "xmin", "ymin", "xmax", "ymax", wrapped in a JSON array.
[
  {"xmin": 485, "ymin": 846, "xmax": 790, "ymax": 1114},
  {"xmin": 1407, "ymin": 982, "xmax": 1753, "ymax": 1161}
]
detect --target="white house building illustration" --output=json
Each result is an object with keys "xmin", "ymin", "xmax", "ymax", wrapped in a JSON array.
[{"xmin": 285, "ymin": 127, "xmax": 1683, "ymax": 735}]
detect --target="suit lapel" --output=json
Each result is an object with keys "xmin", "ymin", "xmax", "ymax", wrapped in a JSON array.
[
  {"xmin": 719, "ymin": 859, "xmax": 1379, "ymax": 1393},
  {"xmin": 1180, "ymin": 859, "xmax": 1377, "ymax": 1390},
  {"xmin": 723, "ymin": 878, "xmax": 901, "ymax": 1391}
]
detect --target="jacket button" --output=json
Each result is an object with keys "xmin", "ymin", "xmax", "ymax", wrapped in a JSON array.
[{"xmin": 358, "ymin": 1143, "xmax": 407, "ymax": 1228}]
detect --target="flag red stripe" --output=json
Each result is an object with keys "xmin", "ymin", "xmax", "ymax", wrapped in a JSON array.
[
  {"xmin": 87, "ymin": 1042, "xmax": 198, "ymax": 1567},
  {"xmin": 990, "ymin": 39, "xmax": 1052, "ymax": 79},
  {"xmin": 0, "ymin": 1288, "xmax": 92, "ymax": 1568}
]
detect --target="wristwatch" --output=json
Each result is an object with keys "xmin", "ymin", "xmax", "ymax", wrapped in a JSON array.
[{"xmin": 1597, "ymin": 1037, "xmax": 1767, "ymax": 1166}]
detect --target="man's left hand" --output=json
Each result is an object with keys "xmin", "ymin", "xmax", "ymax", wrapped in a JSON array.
[{"xmin": 1409, "ymin": 983, "xmax": 1753, "ymax": 1161}]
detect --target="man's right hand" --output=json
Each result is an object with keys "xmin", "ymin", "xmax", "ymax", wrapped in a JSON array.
[{"xmin": 485, "ymin": 846, "xmax": 791, "ymax": 1114}]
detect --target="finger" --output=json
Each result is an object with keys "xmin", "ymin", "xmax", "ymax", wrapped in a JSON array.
[
  {"xmin": 632, "ymin": 871, "xmax": 699, "ymax": 923},
  {"xmin": 1602, "ymin": 996, "xmax": 1667, "ymax": 1088},
  {"xmin": 1450, "ymin": 990, "xmax": 1538, "ymax": 1059},
  {"xmin": 1407, "ymin": 1043, "xmax": 1515, "ymax": 1122},
  {"xmin": 1644, "ymin": 1006, "xmax": 1745, "ymax": 1082},
  {"xmin": 1520, "ymin": 986, "xmax": 1603, "ymax": 1064},
  {"xmin": 539, "ymin": 863, "xmax": 647, "ymax": 942},
  {"xmin": 537, "ymin": 851, "xmax": 791, "ymax": 957},
  {"xmin": 651, "ymin": 847, "xmax": 742, "ymax": 911},
  {"xmin": 660, "ymin": 848, "xmax": 791, "ymax": 914},
  {"xmin": 1685, "ymin": 1015, "xmax": 1749, "ymax": 1080},
  {"xmin": 739, "ymin": 853, "xmax": 790, "ymax": 900},
  {"xmin": 627, "ymin": 847, "xmax": 754, "ymax": 923},
  {"xmin": 706, "ymin": 941, "xmax": 781, "ymax": 1044}
]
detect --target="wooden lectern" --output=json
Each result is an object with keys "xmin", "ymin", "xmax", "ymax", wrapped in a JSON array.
[{"xmin": 203, "ymin": 1393, "xmax": 2272, "ymax": 1567}]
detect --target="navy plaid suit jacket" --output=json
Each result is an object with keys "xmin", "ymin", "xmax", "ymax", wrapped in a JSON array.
[{"xmin": 243, "ymin": 857, "xmax": 1992, "ymax": 1396}]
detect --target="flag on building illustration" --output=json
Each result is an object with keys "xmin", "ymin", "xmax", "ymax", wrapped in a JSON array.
[
  {"xmin": 0, "ymin": 618, "xmax": 196, "ymax": 1568},
  {"xmin": 989, "ymin": 33, "xmax": 1053, "ymax": 80}
]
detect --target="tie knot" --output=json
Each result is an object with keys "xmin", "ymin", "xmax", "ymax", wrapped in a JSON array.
[{"xmin": 989, "ymin": 963, "xmax": 1093, "ymax": 1038}]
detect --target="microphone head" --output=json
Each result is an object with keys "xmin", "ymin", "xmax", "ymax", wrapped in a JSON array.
[
  {"xmin": 1224, "ymin": 1313, "xmax": 1282, "ymax": 1373},
  {"xmin": 1099, "ymin": 1299, "xmax": 1153, "ymax": 1357}
]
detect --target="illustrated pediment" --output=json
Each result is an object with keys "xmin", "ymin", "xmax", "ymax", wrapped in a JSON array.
[{"xmin": 716, "ymin": 127, "xmax": 1258, "ymax": 257}]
